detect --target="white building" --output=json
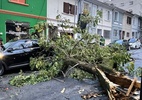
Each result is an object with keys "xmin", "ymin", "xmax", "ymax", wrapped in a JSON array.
[
  {"xmin": 78, "ymin": 0, "xmax": 113, "ymax": 45},
  {"xmin": 102, "ymin": 0, "xmax": 142, "ymax": 16},
  {"xmin": 47, "ymin": 0, "xmax": 78, "ymax": 38}
]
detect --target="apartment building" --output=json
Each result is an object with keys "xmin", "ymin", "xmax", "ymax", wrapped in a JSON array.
[
  {"xmin": 132, "ymin": 15, "xmax": 140, "ymax": 38},
  {"xmin": 103, "ymin": 0, "xmax": 142, "ymax": 16},
  {"xmin": 99, "ymin": 0, "xmax": 142, "ymax": 38},
  {"xmin": 78, "ymin": 0, "xmax": 114, "ymax": 45},
  {"xmin": 111, "ymin": 7, "xmax": 125, "ymax": 41},
  {"xmin": 47, "ymin": 0, "xmax": 78, "ymax": 39}
]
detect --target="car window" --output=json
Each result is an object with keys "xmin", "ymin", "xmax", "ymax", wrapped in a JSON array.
[
  {"xmin": 123, "ymin": 40, "xmax": 127, "ymax": 42},
  {"xmin": 12, "ymin": 41, "xmax": 24, "ymax": 50},
  {"xmin": 129, "ymin": 38, "xmax": 136, "ymax": 43},
  {"xmin": 4, "ymin": 41, "xmax": 15, "ymax": 49},
  {"xmin": 23, "ymin": 41, "xmax": 33, "ymax": 48},
  {"xmin": 32, "ymin": 41, "xmax": 39, "ymax": 47}
]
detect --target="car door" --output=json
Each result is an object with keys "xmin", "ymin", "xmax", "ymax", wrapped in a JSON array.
[
  {"xmin": 22, "ymin": 40, "xmax": 40, "ymax": 64},
  {"xmin": 4, "ymin": 41, "xmax": 26, "ymax": 68}
]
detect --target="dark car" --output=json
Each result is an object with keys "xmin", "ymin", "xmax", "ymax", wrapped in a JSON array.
[
  {"xmin": 108, "ymin": 39, "xmax": 130, "ymax": 50},
  {"xmin": 0, "ymin": 39, "xmax": 41, "ymax": 75}
]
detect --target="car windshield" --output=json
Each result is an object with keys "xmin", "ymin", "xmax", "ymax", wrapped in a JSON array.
[
  {"xmin": 129, "ymin": 38, "xmax": 136, "ymax": 43},
  {"xmin": 3, "ymin": 41, "xmax": 15, "ymax": 49},
  {"xmin": 115, "ymin": 40, "xmax": 123, "ymax": 45}
]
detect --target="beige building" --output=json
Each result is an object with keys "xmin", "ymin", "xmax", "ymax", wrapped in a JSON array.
[{"xmin": 122, "ymin": 12, "xmax": 133, "ymax": 40}]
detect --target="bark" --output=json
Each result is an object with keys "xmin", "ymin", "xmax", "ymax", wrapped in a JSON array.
[{"xmin": 63, "ymin": 59, "xmax": 140, "ymax": 100}]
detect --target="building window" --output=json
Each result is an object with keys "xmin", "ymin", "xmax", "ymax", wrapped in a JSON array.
[
  {"xmin": 127, "ymin": 32, "xmax": 130, "ymax": 37},
  {"xmin": 120, "ymin": 3, "xmax": 124, "ymax": 6},
  {"xmin": 63, "ymin": 2, "xmax": 77, "ymax": 15},
  {"xmin": 10, "ymin": 0, "xmax": 26, "ymax": 4},
  {"xmin": 122, "ymin": 31, "xmax": 125, "ymax": 39},
  {"xmin": 97, "ymin": 29, "xmax": 102, "ymax": 36},
  {"xmin": 113, "ymin": 29, "xmax": 117, "ymax": 36},
  {"xmin": 104, "ymin": 30, "xmax": 110, "ymax": 39},
  {"xmin": 133, "ymin": 17, "xmax": 136, "ymax": 25},
  {"xmin": 136, "ymin": 32, "xmax": 138, "ymax": 38},
  {"xmin": 129, "ymin": 1, "xmax": 133, "ymax": 5},
  {"xmin": 114, "ymin": 12, "xmax": 119, "ymax": 21},
  {"xmin": 132, "ymin": 32, "xmax": 134, "ymax": 37},
  {"xmin": 106, "ymin": 10, "xmax": 110, "ymax": 21},
  {"xmin": 127, "ymin": 16, "xmax": 131, "ymax": 25}
]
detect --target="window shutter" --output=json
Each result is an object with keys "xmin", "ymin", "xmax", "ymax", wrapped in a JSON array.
[
  {"xmin": 127, "ymin": 17, "xmax": 129, "ymax": 24},
  {"xmin": 130, "ymin": 17, "xmax": 131, "ymax": 24},
  {"xmin": 70, "ymin": 5, "xmax": 75, "ymax": 14},
  {"xmin": 75, "ymin": 6, "xmax": 77, "ymax": 15},
  {"xmin": 63, "ymin": 2, "xmax": 69, "ymax": 14}
]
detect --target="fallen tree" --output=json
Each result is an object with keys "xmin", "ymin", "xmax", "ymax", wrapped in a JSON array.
[
  {"xmin": 63, "ymin": 59, "xmax": 140, "ymax": 100},
  {"xmin": 10, "ymin": 11, "xmax": 141, "ymax": 99}
]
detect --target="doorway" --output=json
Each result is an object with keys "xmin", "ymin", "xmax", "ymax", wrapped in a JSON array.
[{"xmin": 6, "ymin": 20, "xmax": 30, "ymax": 42}]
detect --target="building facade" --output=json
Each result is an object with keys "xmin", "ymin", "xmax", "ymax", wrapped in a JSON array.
[
  {"xmin": 122, "ymin": 12, "xmax": 133, "ymax": 40},
  {"xmin": 111, "ymin": 7, "xmax": 125, "ymax": 41},
  {"xmin": 100, "ymin": 0, "xmax": 142, "ymax": 39},
  {"xmin": 78, "ymin": 0, "xmax": 113, "ymax": 45},
  {"xmin": 0, "ymin": 0, "xmax": 47, "ymax": 43},
  {"xmin": 131, "ymin": 15, "xmax": 140, "ymax": 38},
  {"xmin": 103, "ymin": 0, "xmax": 142, "ymax": 16},
  {"xmin": 47, "ymin": 0, "xmax": 78, "ymax": 39}
]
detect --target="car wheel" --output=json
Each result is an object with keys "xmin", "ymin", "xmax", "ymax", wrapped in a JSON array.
[{"xmin": 0, "ymin": 64, "xmax": 4, "ymax": 76}]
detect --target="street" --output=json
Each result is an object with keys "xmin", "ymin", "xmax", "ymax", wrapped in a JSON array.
[
  {"xmin": 128, "ymin": 48, "xmax": 142, "ymax": 69},
  {"xmin": 0, "ymin": 48, "xmax": 141, "ymax": 100},
  {"xmin": 128, "ymin": 48, "xmax": 142, "ymax": 81}
]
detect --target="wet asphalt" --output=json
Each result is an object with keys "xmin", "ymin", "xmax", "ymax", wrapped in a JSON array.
[
  {"xmin": 0, "ymin": 70, "xmax": 108, "ymax": 100},
  {"xmin": 1, "ymin": 48, "xmax": 142, "ymax": 100}
]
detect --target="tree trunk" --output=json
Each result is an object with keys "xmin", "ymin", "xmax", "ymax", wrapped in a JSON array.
[{"xmin": 63, "ymin": 59, "xmax": 140, "ymax": 99}]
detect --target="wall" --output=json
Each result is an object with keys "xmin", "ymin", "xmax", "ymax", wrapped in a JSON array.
[
  {"xmin": 132, "ymin": 16, "xmax": 139, "ymax": 38},
  {"xmin": 122, "ymin": 13, "xmax": 132, "ymax": 40},
  {"xmin": 111, "ymin": 10, "xmax": 123, "ymax": 41},
  {"xmin": 47, "ymin": 0, "xmax": 77, "ymax": 26},
  {"xmin": 0, "ymin": 0, "xmax": 47, "ymax": 43}
]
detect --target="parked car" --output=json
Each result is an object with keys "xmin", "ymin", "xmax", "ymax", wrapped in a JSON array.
[
  {"xmin": 108, "ymin": 39, "xmax": 130, "ymax": 50},
  {"xmin": 0, "ymin": 39, "xmax": 41, "ymax": 75},
  {"xmin": 128, "ymin": 38, "xmax": 141, "ymax": 49}
]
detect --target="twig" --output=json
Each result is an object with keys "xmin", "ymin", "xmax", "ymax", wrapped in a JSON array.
[
  {"xmin": 53, "ymin": 78, "xmax": 65, "ymax": 83},
  {"xmin": 62, "ymin": 63, "xmax": 79, "ymax": 77}
]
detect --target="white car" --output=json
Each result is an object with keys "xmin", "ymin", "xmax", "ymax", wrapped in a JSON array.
[{"xmin": 129, "ymin": 38, "xmax": 141, "ymax": 49}]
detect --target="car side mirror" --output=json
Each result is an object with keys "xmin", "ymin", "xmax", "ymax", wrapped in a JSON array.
[{"xmin": 7, "ymin": 48, "xmax": 13, "ymax": 52}]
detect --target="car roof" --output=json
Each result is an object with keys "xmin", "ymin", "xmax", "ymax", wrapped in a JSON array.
[
  {"xmin": 8, "ymin": 39, "xmax": 38, "ymax": 42},
  {"xmin": 129, "ymin": 38, "xmax": 136, "ymax": 43}
]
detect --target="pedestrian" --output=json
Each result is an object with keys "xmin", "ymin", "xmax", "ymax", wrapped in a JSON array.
[
  {"xmin": 0, "ymin": 38, "xmax": 5, "ymax": 51},
  {"xmin": 100, "ymin": 36, "xmax": 105, "ymax": 46}
]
